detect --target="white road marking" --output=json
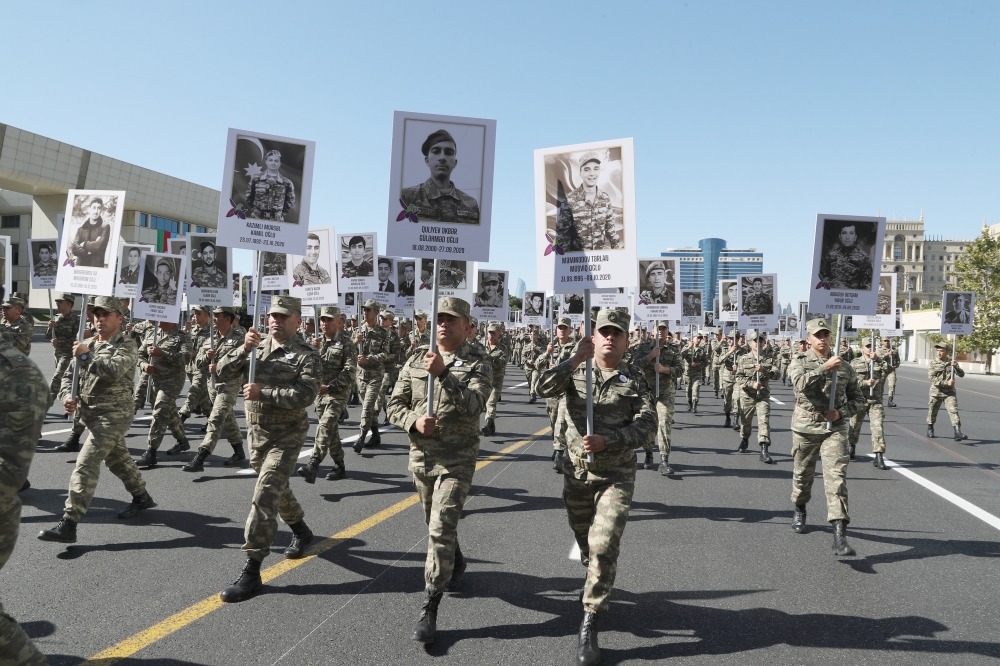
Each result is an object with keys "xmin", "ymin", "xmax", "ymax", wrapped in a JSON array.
[
  {"xmin": 509, "ymin": 382, "xmax": 528, "ymax": 389},
  {"xmin": 43, "ymin": 415, "xmax": 152, "ymax": 437},
  {"xmin": 875, "ymin": 454, "xmax": 1000, "ymax": 532},
  {"xmin": 769, "ymin": 397, "xmax": 785, "ymax": 405},
  {"xmin": 569, "ymin": 541, "xmax": 581, "ymax": 561}
]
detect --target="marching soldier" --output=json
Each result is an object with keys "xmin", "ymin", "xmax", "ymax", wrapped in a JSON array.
[
  {"xmin": 39, "ymin": 296, "xmax": 155, "ymax": 544},
  {"xmin": 179, "ymin": 305, "xmax": 213, "ymax": 427},
  {"xmin": 377, "ymin": 310, "xmax": 402, "ymax": 426},
  {"xmin": 0, "ymin": 296, "xmax": 32, "ymax": 356},
  {"xmin": 927, "ymin": 341, "xmax": 968, "ymax": 441},
  {"xmin": 534, "ymin": 317, "xmax": 576, "ymax": 467},
  {"xmin": 129, "ymin": 317, "xmax": 154, "ymax": 412},
  {"xmin": 710, "ymin": 331, "xmax": 726, "ymax": 398},
  {"xmin": 46, "ymin": 293, "xmax": 80, "ymax": 407},
  {"xmin": 296, "ymin": 306, "xmax": 357, "ymax": 483},
  {"xmin": 386, "ymin": 297, "xmax": 492, "ymax": 644},
  {"xmin": 778, "ymin": 339, "xmax": 792, "ymax": 385},
  {"xmin": 182, "ymin": 307, "xmax": 248, "ymax": 472},
  {"xmin": 787, "ymin": 318, "xmax": 865, "ymax": 556},
  {"xmin": 650, "ymin": 321, "xmax": 685, "ymax": 475},
  {"xmin": 353, "ymin": 299, "xmax": 390, "ymax": 452},
  {"xmin": 681, "ymin": 334, "xmax": 707, "ymax": 412},
  {"xmin": 135, "ymin": 320, "xmax": 193, "ymax": 468},
  {"xmin": 523, "ymin": 329, "xmax": 545, "ymax": 404},
  {"xmin": 481, "ymin": 322, "xmax": 511, "ymax": 437},
  {"xmin": 880, "ymin": 338, "xmax": 900, "ymax": 407},
  {"xmin": 220, "ymin": 296, "xmax": 321, "ymax": 603},
  {"xmin": 407, "ymin": 310, "xmax": 431, "ymax": 352},
  {"xmin": 848, "ymin": 341, "xmax": 889, "ymax": 469},
  {"xmin": 536, "ymin": 309, "xmax": 656, "ymax": 666},
  {"xmin": 734, "ymin": 330, "xmax": 774, "ymax": 463}
]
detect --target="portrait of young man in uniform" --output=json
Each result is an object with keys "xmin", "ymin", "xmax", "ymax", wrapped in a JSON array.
[
  {"xmin": 32, "ymin": 241, "xmax": 58, "ymax": 277},
  {"xmin": 120, "ymin": 246, "xmax": 142, "ymax": 285},
  {"xmin": 944, "ymin": 292, "xmax": 972, "ymax": 324},
  {"xmin": 819, "ymin": 219, "xmax": 877, "ymax": 291},
  {"xmin": 341, "ymin": 236, "xmax": 374, "ymax": 278},
  {"xmin": 377, "ymin": 258, "xmax": 395, "ymax": 293},
  {"xmin": 191, "ymin": 240, "xmax": 228, "ymax": 288},
  {"xmin": 398, "ymin": 262, "xmax": 416, "ymax": 297},
  {"xmin": 524, "ymin": 292, "xmax": 545, "ymax": 317},
  {"xmin": 638, "ymin": 260, "xmax": 675, "ymax": 304},
  {"xmin": 722, "ymin": 280, "xmax": 739, "ymax": 312},
  {"xmin": 400, "ymin": 129, "xmax": 481, "ymax": 225},
  {"xmin": 293, "ymin": 233, "xmax": 332, "ymax": 286}
]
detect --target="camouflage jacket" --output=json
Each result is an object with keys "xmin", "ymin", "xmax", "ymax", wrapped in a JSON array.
[
  {"xmin": 241, "ymin": 334, "xmax": 321, "ymax": 424},
  {"xmin": 484, "ymin": 339, "xmax": 511, "ymax": 377},
  {"xmin": 625, "ymin": 338, "xmax": 655, "ymax": 381},
  {"xmin": 387, "ymin": 341, "xmax": 492, "ymax": 476},
  {"xmin": 536, "ymin": 340, "xmax": 576, "ymax": 373},
  {"xmin": 779, "ymin": 345, "xmax": 792, "ymax": 362},
  {"xmin": 199, "ymin": 325, "xmax": 248, "ymax": 393},
  {"xmin": 47, "ymin": 311, "xmax": 81, "ymax": 355},
  {"xmin": 537, "ymin": 358, "xmax": 656, "ymax": 478},
  {"xmin": 400, "ymin": 178, "xmax": 481, "ymax": 225},
  {"xmin": 128, "ymin": 320, "xmax": 153, "ymax": 348},
  {"xmin": 383, "ymin": 329, "xmax": 402, "ymax": 371},
  {"xmin": 719, "ymin": 342, "xmax": 748, "ymax": 378},
  {"xmin": 406, "ymin": 327, "xmax": 431, "ymax": 356},
  {"xmin": 60, "ymin": 330, "xmax": 138, "ymax": 411},
  {"xmin": 850, "ymin": 354, "xmax": 887, "ymax": 403},
  {"xmin": 0, "ymin": 316, "xmax": 32, "ymax": 356},
  {"xmin": 187, "ymin": 323, "xmax": 211, "ymax": 374},
  {"xmin": 788, "ymin": 348, "xmax": 865, "ymax": 434},
  {"xmin": 878, "ymin": 347, "xmax": 900, "ymax": 373},
  {"xmin": 681, "ymin": 344, "xmax": 708, "ymax": 378},
  {"xmin": 556, "ymin": 184, "xmax": 619, "ymax": 251},
  {"xmin": 139, "ymin": 327, "xmax": 193, "ymax": 394},
  {"xmin": 0, "ymin": 338, "xmax": 47, "ymax": 467},
  {"xmin": 246, "ymin": 171, "xmax": 295, "ymax": 220},
  {"xmin": 523, "ymin": 340, "xmax": 546, "ymax": 369},
  {"xmin": 317, "ymin": 330, "xmax": 358, "ymax": 399},
  {"xmin": 355, "ymin": 322, "xmax": 390, "ymax": 380},
  {"xmin": 710, "ymin": 338, "xmax": 727, "ymax": 366},
  {"xmin": 735, "ymin": 348, "xmax": 774, "ymax": 400},
  {"xmin": 191, "ymin": 264, "xmax": 228, "ymax": 288},
  {"xmin": 929, "ymin": 358, "xmax": 964, "ymax": 397}
]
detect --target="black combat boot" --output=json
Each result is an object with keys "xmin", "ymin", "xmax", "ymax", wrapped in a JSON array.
[
  {"xmin": 658, "ymin": 455, "xmax": 674, "ymax": 476},
  {"xmin": 954, "ymin": 426, "xmax": 968, "ymax": 442},
  {"xmin": 118, "ymin": 492, "xmax": 155, "ymax": 519},
  {"xmin": 382, "ymin": 414, "xmax": 391, "ymax": 427},
  {"xmin": 927, "ymin": 425, "xmax": 935, "ymax": 438},
  {"xmin": 283, "ymin": 520, "xmax": 314, "ymax": 559},
  {"xmin": 692, "ymin": 401, "xmax": 698, "ymax": 414},
  {"xmin": 528, "ymin": 394, "xmax": 537, "ymax": 404},
  {"xmin": 481, "ymin": 418, "xmax": 494, "ymax": 436},
  {"xmin": 759, "ymin": 444, "xmax": 773, "ymax": 464},
  {"xmin": 224, "ymin": 444, "xmax": 246, "ymax": 466},
  {"xmin": 849, "ymin": 444, "xmax": 856, "ymax": 460},
  {"xmin": 19, "ymin": 479, "xmax": 30, "ymax": 492},
  {"xmin": 38, "ymin": 517, "xmax": 77, "ymax": 543},
  {"xmin": 354, "ymin": 429, "xmax": 368, "ymax": 454},
  {"xmin": 686, "ymin": 401, "xmax": 692, "ymax": 413},
  {"xmin": 166, "ymin": 439, "xmax": 191, "ymax": 455},
  {"xmin": 792, "ymin": 505, "xmax": 806, "ymax": 534},
  {"xmin": 220, "ymin": 557, "xmax": 262, "ymax": 603},
  {"xmin": 577, "ymin": 612, "xmax": 601, "ymax": 666},
  {"xmin": 57, "ymin": 431, "xmax": 82, "ymax": 453},
  {"xmin": 412, "ymin": 590, "xmax": 443, "ymax": 643},
  {"xmin": 445, "ymin": 545, "xmax": 466, "ymax": 593},
  {"xmin": 832, "ymin": 519, "xmax": 856, "ymax": 556},
  {"xmin": 339, "ymin": 409, "xmax": 349, "ymax": 424},
  {"xmin": 325, "ymin": 459, "xmax": 346, "ymax": 480},
  {"xmin": 369, "ymin": 428, "xmax": 382, "ymax": 447},
  {"xmin": 182, "ymin": 448, "xmax": 210, "ymax": 472},
  {"xmin": 296, "ymin": 456, "xmax": 321, "ymax": 484},
  {"xmin": 733, "ymin": 413, "xmax": 741, "ymax": 431},
  {"xmin": 643, "ymin": 451, "xmax": 654, "ymax": 470},
  {"xmin": 554, "ymin": 450, "xmax": 567, "ymax": 475},
  {"xmin": 887, "ymin": 396, "xmax": 896, "ymax": 407},
  {"xmin": 736, "ymin": 438, "xmax": 748, "ymax": 453},
  {"xmin": 723, "ymin": 412, "xmax": 731, "ymax": 428},
  {"xmin": 873, "ymin": 452, "xmax": 888, "ymax": 470},
  {"xmin": 136, "ymin": 448, "xmax": 157, "ymax": 468}
]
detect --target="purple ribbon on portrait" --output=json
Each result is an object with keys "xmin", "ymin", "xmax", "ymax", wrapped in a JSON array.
[
  {"xmin": 138, "ymin": 296, "xmax": 149, "ymax": 303},
  {"xmin": 419, "ymin": 282, "xmax": 430, "ymax": 290},
  {"xmin": 63, "ymin": 251, "xmax": 76, "ymax": 267},
  {"xmin": 292, "ymin": 279, "xmax": 303, "ymax": 287},
  {"xmin": 543, "ymin": 233, "xmax": 564, "ymax": 256},
  {"xmin": 815, "ymin": 274, "xmax": 831, "ymax": 290},
  {"xmin": 33, "ymin": 271, "xmax": 40, "ymax": 277},
  {"xmin": 396, "ymin": 199, "xmax": 418, "ymax": 223},
  {"xmin": 191, "ymin": 280, "xmax": 200, "ymax": 288},
  {"xmin": 226, "ymin": 199, "xmax": 246, "ymax": 220}
]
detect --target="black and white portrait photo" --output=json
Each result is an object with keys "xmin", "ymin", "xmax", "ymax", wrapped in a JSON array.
[
  {"xmin": 741, "ymin": 276, "xmax": 774, "ymax": 315},
  {"xmin": 118, "ymin": 245, "xmax": 144, "ymax": 285},
  {"xmin": 340, "ymin": 235, "xmax": 375, "ymax": 279},
  {"xmin": 438, "ymin": 260, "xmax": 468, "ymax": 290},
  {"xmin": 562, "ymin": 293, "xmax": 584, "ymax": 315},
  {"xmin": 787, "ymin": 315, "xmax": 799, "ymax": 332},
  {"xmin": 721, "ymin": 280, "xmax": 739, "ymax": 312},
  {"xmin": 400, "ymin": 120, "xmax": 485, "ymax": 226},
  {"xmin": 545, "ymin": 147, "xmax": 625, "ymax": 252},
  {"xmin": 229, "ymin": 134, "xmax": 305, "ymax": 224},
  {"xmin": 638, "ymin": 259, "xmax": 675, "ymax": 305},
  {"xmin": 344, "ymin": 292, "xmax": 355, "ymax": 307},
  {"xmin": 524, "ymin": 291, "xmax": 545, "ymax": 317},
  {"xmin": 703, "ymin": 311, "xmax": 715, "ymax": 327},
  {"xmin": 67, "ymin": 193, "xmax": 117, "ymax": 268},
  {"xmin": 292, "ymin": 232, "xmax": 333, "ymax": 286},
  {"xmin": 141, "ymin": 255, "xmax": 181, "ymax": 306},
  {"xmin": 263, "ymin": 252, "xmax": 286, "ymax": 278},
  {"xmin": 30, "ymin": 240, "xmax": 58, "ymax": 278},
  {"xmin": 818, "ymin": 218, "xmax": 878, "ymax": 291},
  {"xmin": 877, "ymin": 274, "xmax": 893, "ymax": 315},
  {"xmin": 190, "ymin": 238, "xmax": 228, "ymax": 288},
  {"xmin": 682, "ymin": 291, "xmax": 702, "ymax": 317},
  {"xmin": 475, "ymin": 271, "xmax": 505, "ymax": 308},
  {"xmin": 778, "ymin": 315, "xmax": 788, "ymax": 333},
  {"xmin": 376, "ymin": 257, "xmax": 395, "ymax": 293},
  {"xmin": 944, "ymin": 292, "xmax": 973, "ymax": 325},
  {"xmin": 397, "ymin": 261, "xmax": 416, "ymax": 297}
]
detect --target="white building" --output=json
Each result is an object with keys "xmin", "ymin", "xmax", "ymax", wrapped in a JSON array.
[{"xmin": 881, "ymin": 214, "xmax": 973, "ymax": 310}]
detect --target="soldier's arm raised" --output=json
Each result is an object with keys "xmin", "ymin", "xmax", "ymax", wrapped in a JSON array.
[
  {"xmin": 259, "ymin": 351, "xmax": 320, "ymax": 410},
  {"xmin": 214, "ymin": 338, "xmax": 250, "ymax": 377},
  {"xmin": 789, "ymin": 356, "xmax": 831, "ymax": 393}
]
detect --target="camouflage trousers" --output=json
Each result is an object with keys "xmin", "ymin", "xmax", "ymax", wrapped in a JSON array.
[
  {"xmin": 243, "ymin": 417, "xmax": 308, "ymax": 561},
  {"xmin": 927, "ymin": 392, "xmax": 961, "ymax": 427},
  {"xmin": 72, "ymin": 407, "xmax": 86, "ymax": 437},
  {"xmin": 738, "ymin": 392, "xmax": 771, "ymax": 445},
  {"xmin": 686, "ymin": 377, "xmax": 701, "ymax": 404},
  {"xmin": 413, "ymin": 465, "xmax": 474, "ymax": 593},
  {"xmin": 779, "ymin": 360, "xmax": 790, "ymax": 382},
  {"xmin": 722, "ymin": 375, "xmax": 736, "ymax": 413},
  {"xmin": 134, "ymin": 375, "xmax": 151, "ymax": 412},
  {"xmin": 147, "ymin": 385, "xmax": 186, "ymax": 450},
  {"xmin": 886, "ymin": 372, "xmax": 896, "ymax": 397},
  {"xmin": 378, "ymin": 366, "xmax": 400, "ymax": 416},
  {"xmin": 546, "ymin": 398, "xmax": 567, "ymax": 451},
  {"xmin": 358, "ymin": 374, "xmax": 384, "ymax": 431},
  {"xmin": 849, "ymin": 402, "xmax": 885, "ymax": 453},
  {"xmin": 712, "ymin": 364, "xmax": 722, "ymax": 391},
  {"xmin": 790, "ymin": 427, "xmax": 849, "ymax": 523},
  {"xmin": 179, "ymin": 371, "xmax": 212, "ymax": 418},
  {"xmin": 563, "ymin": 469, "xmax": 635, "ymax": 615},
  {"xmin": 198, "ymin": 386, "xmax": 243, "ymax": 454},
  {"xmin": 309, "ymin": 393, "xmax": 349, "ymax": 463},
  {"xmin": 527, "ymin": 368, "xmax": 540, "ymax": 395},
  {"xmin": 64, "ymin": 405, "xmax": 147, "ymax": 523},
  {"xmin": 0, "ymin": 601, "xmax": 47, "ymax": 666},
  {"xmin": 655, "ymin": 395, "xmax": 676, "ymax": 459},
  {"xmin": 50, "ymin": 353, "xmax": 73, "ymax": 404},
  {"xmin": 485, "ymin": 370, "xmax": 506, "ymax": 421}
]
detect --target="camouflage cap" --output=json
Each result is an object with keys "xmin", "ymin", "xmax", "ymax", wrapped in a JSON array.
[
  {"xmin": 1, "ymin": 296, "xmax": 24, "ymax": 308},
  {"xmin": 192, "ymin": 304, "xmax": 211, "ymax": 313},
  {"xmin": 806, "ymin": 317, "xmax": 832, "ymax": 335},
  {"xmin": 362, "ymin": 298, "xmax": 380, "ymax": 310},
  {"xmin": 934, "ymin": 341, "xmax": 950, "ymax": 350},
  {"xmin": 595, "ymin": 308, "xmax": 629, "ymax": 333},
  {"xmin": 487, "ymin": 322, "xmax": 502, "ymax": 332},
  {"xmin": 469, "ymin": 315, "xmax": 479, "ymax": 328},
  {"xmin": 579, "ymin": 151, "xmax": 601, "ymax": 167},
  {"xmin": 747, "ymin": 329, "xmax": 764, "ymax": 341},
  {"xmin": 414, "ymin": 309, "xmax": 428, "ymax": 319},
  {"xmin": 380, "ymin": 310, "xmax": 395, "ymax": 320},
  {"xmin": 212, "ymin": 306, "xmax": 236, "ymax": 316},
  {"xmin": 556, "ymin": 316, "xmax": 573, "ymax": 328},
  {"xmin": 318, "ymin": 305, "xmax": 341, "ymax": 318},
  {"xmin": 437, "ymin": 296, "xmax": 471, "ymax": 321},
  {"xmin": 55, "ymin": 293, "xmax": 76, "ymax": 304},
  {"xmin": 655, "ymin": 320, "xmax": 671, "ymax": 329},
  {"xmin": 269, "ymin": 295, "xmax": 302, "ymax": 316},
  {"xmin": 92, "ymin": 295, "xmax": 124, "ymax": 315}
]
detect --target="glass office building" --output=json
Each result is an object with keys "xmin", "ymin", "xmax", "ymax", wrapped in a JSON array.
[{"xmin": 661, "ymin": 239, "xmax": 763, "ymax": 312}]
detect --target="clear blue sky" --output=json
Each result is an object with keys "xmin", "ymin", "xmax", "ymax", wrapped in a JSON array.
[{"xmin": 6, "ymin": 1, "xmax": 998, "ymax": 305}]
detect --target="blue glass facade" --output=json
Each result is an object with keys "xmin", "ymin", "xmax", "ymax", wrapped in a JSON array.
[{"xmin": 662, "ymin": 239, "xmax": 763, "ymax": 310}]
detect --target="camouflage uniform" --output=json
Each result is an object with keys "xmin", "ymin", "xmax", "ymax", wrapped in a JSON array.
[
  {"xmin": 179, "ymin": 321, "xmax": 213, "ymax": 419},
  {"xmin": 681, "ymin": 343, "xmax": 708, "ymax": 405},
  {"xmin": 624, "ymin": 336, "xmax": 657, "ymax": 456},
  {"xmin": 138, "ymin": 326, "xmax": 192, "ymax": 451},
  {"xmin": 881, "ymin": 344, "xmax": 900, "ymax": 401},
  {"xmin": 778, "ymin": 342, "xmax": 792, "ymax": 382},
  {"xmin": 735, "ymin": 345, "xmax": 773, "ymax": 445},
  {"xmin": 386, "ymin": 302, "xmax": 491, "ymax": 593},
  {"xmin": 927, "ymin": 356, "xmax": 964, "ymax": 427},
  {"xmin": 46, "ymin": 308, "xmax": 80, "ymax": 403},
  {"xmin": 849, "ymin": 352, "xmax": 887, "ymax": 453},
  {"xmin": 246, "ymin": 170, "xmax": 296, "ymax": 221},
  {"xmin": 788, "ymin": 346, "xmax": 865, "ymax": 522},
  {"xmin": 522, "ymin": 337, "xmax": 545, "ymax": 398},
  {"xmin": 195, "ymin": 321, "xmax": 248, "ymax": 457},
  {"xmin": 720, "ymin": 337, "xmax": 748, "ymax": 417},
  {"xmin": 307, "ymin": 328, "xmax": 357, "ymax": 465},
  {"xmin": 536, "ymin": 336, "xmax": 577, "ymax": 452},
  {"xmin": 484, "ymin": 334, "xmax": 512, "ymax": 423},
  {"xmin": 0, "ymin": 338, "xmax": 49, "ymax": 666},
  {"xmin": 536, "ymin": 310, "xmax": 657, "ymax": 615},
  {"xmin": 648, "ymin": 335, "xmax": 684, "ymax": 463},
  {"xmin": 710, "ymin": 336, "xmax": 726, "ymax": 394},
  {"xmin": 0, "ymin": 311, "xmax": 31, "ymax": 356},
  {"xmin": 190, "ymin": 264, "xmax": 227, "ymax": 288},
  {"xmin": 378, "ymin": 325, "xmax": 402, "ymax": 418},
  {"xmin": 129, "ymin": 319, "xmax": 154, "ymax": 411},
  {"xmin": 401, "ymin": 178, "xmax": 481, "ymax": 225},
  {"xmin": 556, "ymin": 184, "xmax": 620, "ymax": 252}
]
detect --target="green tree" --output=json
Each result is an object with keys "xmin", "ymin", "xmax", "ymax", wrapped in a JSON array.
[
  {"xmin": 508, "ymin": 294, "xmax": 522, "ymax": 311},
  {"xmin": 948, "ymin": 228, "xmax": 1000, "ymax": 373}
]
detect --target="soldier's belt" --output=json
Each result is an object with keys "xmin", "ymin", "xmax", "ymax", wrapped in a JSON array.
[{"xmin": 794, "ymin": 405, "xmax": 847, "ymax": 422}]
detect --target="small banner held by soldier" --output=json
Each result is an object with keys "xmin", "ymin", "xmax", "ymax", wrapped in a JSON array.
[
  {"xmin": 807, "ymin": 213, "xmax": 887, "ymax": 316},
  {"xmin": 719, "ymin": 279, "xmax": 739, "ymax": 323},
  {"xmin": 940, "ymin": 290, "xmax": 974, "ymax": 335},
  {"xmin": 737, "ymin": 273, "xmax": 779, "ymax": 331},
  {"xmin": 522, "ymin": 290, "xmax": 547, "ymax": 326},
  {"xmin": 414, "ymin": 259, "xmax": 474, "ymax": 311},
  {"xmin": 394, "ymin": 258, "xmax": 417, "ymax": 312},
  {"xmin": 880, "ymin": 308, "xmax": 903, "ymax": 338},
  {"xmin": 287, "ymin": 226, "xmax": 338, "ymax": 306},
  {"xmin": 261, "ymin": 252, "xmax": 289, "ymax": 291},
  {"xmin": 134, "ymin": 251, "xmax": 186, "ymax": 323},
  {"xmin": 680, "ymin": 289, "xmax": 703, "ymax": 326},
  {"xmin": 54, "ymin": 189, "xmax": 126, "ymax": 297},
  {"xmin": 337, "ymin": 232, "xmax": 379, "ymax": 294},
  {"xmin": 114, "ymin": 243, "xmax": 153, "ymax": 299},
  {"xmin": 187, "ymin": 234, "xmax": 233, "ymax": 306},
  {"xmin": 635, "ymin": 258, "xmax": 680, "ymax": 322},
  {"xmin": 28, "ymin": 237, "xmax": 59, "ymax": 290},
  {"xmin": 472, "ymin": 269, "xmax": 509, "ymax": 323}
]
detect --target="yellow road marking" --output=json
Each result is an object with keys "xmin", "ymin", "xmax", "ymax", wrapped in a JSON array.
[{"xmin": 83, "ymin": 426, "xmax": 551, "ymax": 665}]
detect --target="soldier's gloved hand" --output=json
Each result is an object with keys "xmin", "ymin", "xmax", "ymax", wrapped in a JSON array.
[
  {"xmin": 582, "ymin": 434, "xmax": 607, "ymax": 453},
  {"xmin": 244, "ymin": 328, "xmax": 261, "ymax": 352},
  {"xmin": 414, "ymin": 414, "xmax": 437, "ymax": 436},
  {"xmin": 63, "ymin": 397, "xmax": 79, "ymax": 414},
  {"xmin": 243, "ymin": 382, "xmax": 262, "ymax": 401}
]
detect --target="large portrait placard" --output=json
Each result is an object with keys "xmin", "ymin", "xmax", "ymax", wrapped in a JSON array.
[
  {"xmin": 386, "ymin": 111, "xmax": 496, "ymax": 262},
  {"xmin": 216, "ymin": 128, "xmax": 316, "ymax": 254},
  {"xmin": 472, "ymin": 269, "xmax": 508, "ymax": 322},
  {"xmin": 808, "ymin": 214, "xmax": 887, "ymax": 315},
  {"xmin": 737, "ymin": 273, "xmax": 778, "ymax": 331},
  {"xmin": 287, "ymin": 226, "xmax": 337, "ymax": 306},
  {"xmin": 114, "ymin": 243, "xmax": 153, "ymax": 299},
  {"xmin": 55, "ymin": 189, "xmax": 125, "ymax": 296},
  {"xmin": 337, "ymin": 232, "xmax": 378, "ymax": 294},
  {"xmin": 135, "ymin": 251, "xmax": 186, "ymax": 323},
  {"xmin": 535, "ymin": 139, "xmax": 637, "ymax": 292},
  {"xmin": 634, "ymin": 258, "xmax": 679, "ymax": 322},
  {"xmin": 941, "ymin": 291, "xmax": 974, "ymax": 335},
  {"xmin": 719, "ymin": 279, "xmax": 740, "ymax": 323},
  {"xmin": 856, "ymin": 273, "xmax": 896, "ymax": 330},
  {"xmin": 28, "ymin": 238, "xmax": 59, "ymax": 290},
  {"xmin": 188, "ymin": 234, "xmax": 233, "ymax": 307}
]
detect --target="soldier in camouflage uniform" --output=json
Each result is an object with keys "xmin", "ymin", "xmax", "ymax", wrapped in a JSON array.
[
  {"xmin": 407, "ymin": 310, "xmax": 431, "ymax": 353},
  {"xmin": 555, "ymin": 153, "xmax": 621, "ymax": 252},
  {"xmin": 881, "ymin": 338, "xmax": 900, "ymax": 407},
  {"xmin": 720, "ymin": 332, "xmax": 749, "ymax": 430},
  {"xmin": 926, "ymin": 341, "xmax": 968, "ymax": 441},
  {"xmin": 537, "ymin": 309, "xmax": 656, "ymax": 665},
  {"xmin": 0, "ymin": 296, "xmax": 32, "ymax": 356},
  {"xmin": 182, "ymin": 307, "xmax": 248, "ymax": 472},
  {"xmin": 848, "ymin": 341, "xmax": 889, "ymax": 469},
  {"xmin": 734, "ymin": 330, "xmax": 774, "ymax": 463},
  {"xmin": 46, "ymin": 294, "xmax": 80, "ymax": 406},
  {"xmin": 135, "ymin": 320, "xmax": 193, "ymax": 467},
  {"xmin": 787, "ymin": 318, "xmax": 865, "ymax": 557},
  {"xmin": 0, "ymin": 294, "xmax": 50, "ymax": 665},
  {"xmin": 128, "ymin": 318, "xmax": 155, "ymax": 412},
  {"xmin": 778, "ymin": 339, "xmax": 792, "ymax": 385},
  {"xmin": 480, "ymin": 322, "xmax": 510, "ymax": 437},
  {"xmin": 681, "ymin": 334, "xmax": 707, "ymax": 412},
  {"xmin": 624, "ymin": 324, "xmax": 661, "ymax": 471},
  {"xmin": 39, "ymin": 296, "xmax": 155, "ymax": 544},
  {"xmin": 522, "ymin": 329, "xmax": 545, "ymax": 404},
  {"xmin": 377, "ymin": 310, "xmax": 402, "ymax": 426},
  {"xmin": 649, "ymin": 322, "xmax": 685, "ymax": 475},
  {"xmin": 179, "ymin": 305, "xmax": 213, "ymax": 426},
  {"xmin": 353, "ymin": 299, "xmax": 390, "ymax": 452},
  {"xmin": 296, "ymin": 306, "xmax": 357, "ymax": 483},
  {"xmin": 534, "ymin": 317, "xmax": 576, "ymax": 467},
  {"xmin": 220, "ymin": 296, "xmax": 321, "ymax": 603},
  {"xmin": 710, "ymin": 331, "xmax": 726, "ymax": 398},
  {"xmin": 387, "ymin": 297, "xmax": 492, "ymax": 644}
]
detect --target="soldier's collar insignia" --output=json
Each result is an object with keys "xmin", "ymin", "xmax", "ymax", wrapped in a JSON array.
[
  {"xmin": 619, "ymin": 374, "xmax": 628, "ymax": 382},
  {"xmin": 454, "ymin": 360, "xmax": 463, "ymax": 367},
  {"xmin": 286, "ymin": 353, "xmax": 295, "ymax": 359}
]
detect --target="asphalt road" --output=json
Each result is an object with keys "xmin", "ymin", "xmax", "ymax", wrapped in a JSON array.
[{"xmin": 7, "ymin": 342, "xmax": 1000, "ymax": 665}]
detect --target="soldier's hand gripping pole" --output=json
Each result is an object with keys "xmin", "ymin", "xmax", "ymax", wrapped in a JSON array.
[
  {"xmin": 584, "ymin": 289, "xmax": 595, "ymax": 464},
  {"xmin": 247, "ymin": 250, "xmax": 265, "ymax": 385},
  {"xmin": 426, "ymin": 259, "xmax": 440, "ymax": 417},
  {"xmin": 827, "ymin": 316, "xmax": 844, "ymax": 432},
  {"xmin": 70, "ymin": 294, "xmax": 87, "ymax": 400}
]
